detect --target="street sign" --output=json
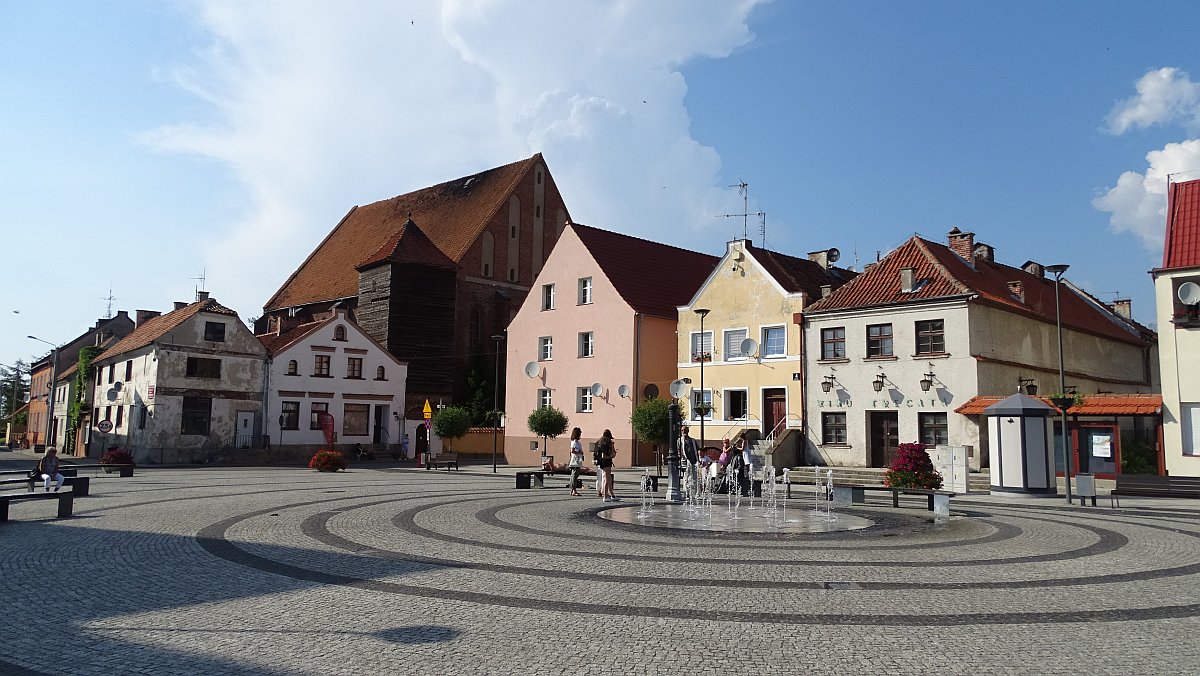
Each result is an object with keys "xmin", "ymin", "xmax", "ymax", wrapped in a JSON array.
[
  {"xmin": 422, "ymin": 400, "xmax": 432, "ymax": 420},
  {"xmin": 97, "ymin": 420, "xmax": 113, "ymax": 433}
]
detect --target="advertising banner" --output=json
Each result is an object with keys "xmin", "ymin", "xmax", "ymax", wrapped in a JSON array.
[{"xmin": 318, "ymin": 412, "xmax": 336, "ymax": 446}]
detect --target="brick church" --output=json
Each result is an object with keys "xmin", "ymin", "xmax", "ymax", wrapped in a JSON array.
[{"xmin": 258, "ymin": 154, "xmax": 572, "ymax": 417}]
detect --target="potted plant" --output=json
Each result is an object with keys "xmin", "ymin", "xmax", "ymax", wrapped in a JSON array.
[
  {"xmin": 99, "ymin": 447, "xmax": 136, "ymax": 477},
  {"xmin": 883, "ymin": 442, "xmax": 943, "ymax": 490},
  {"xmin": 693, "ymin": 403, "xmax": 713, "ymax": 418},
  {"xmin": 308, "ymin": 449, "xmax": 347, "ymax": 472}
]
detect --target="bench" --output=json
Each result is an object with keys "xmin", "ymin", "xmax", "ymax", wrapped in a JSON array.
[
  {"xmin": 831, "ymin": 484, "xmax": 955, "ymax": 513},
  {"xmin": 425, "ymin": 454, "xmax": 459, "ymax": 471},
  {"xmin": 515, "ymin": 468, "xmax": 599, "ymax": 489},
  {"xmin": 0, "ymin": 489, "xmax": 75, "ymax": 522},
  {"xmin": 62, "ymin": 463, "xmax": 135, "ymax": 477},
  {"xmin": 1110, "ymin": 474, "xmax": 1200, "ymax": 507},
  {"xmin": 0, "ymin": 475, "xmax": 91, "ymax": 497}
]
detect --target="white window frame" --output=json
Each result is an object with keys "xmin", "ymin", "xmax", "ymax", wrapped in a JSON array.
[
  {"xmin": 578, "ymin": 277, "xmax": 592, "ymax": 305},
  {"xmin": 578, "ymin": 331, "xmax": 594, "ymax": 358},
  {"xmin": 691, "ymin": 389, "xmax": 713, "ymax": 420},
  {"xmin": 761, "ymin": 324, "xmax": 786, "ymax": 359},
  {"xmin": 1183, "ymin": 402, "xmax": 1200, "ymax": 456},
  {"xmin": 538, "ymin": 336, "xmax": 553, "ymax": 361},
  {"xmin": 577, "ymin": 387, "xmax": 593, "ymax": 413},
  {"xmin": 690, "ymin": 331, "xmax": 713, "ymax": 363},
  {"xmin": 537, "ymin": 389, "xmax": 552, "ymax": 408},
  {"xmin": 723, "ymin": 327, "xmax": 749, "ymax": 361},
  {"xmin": 724, "ymin": 388, "xmax": 749, "ymax": 420},
  {"xmin": 542, "ymin": 284, "xmax": 555, "ymax": 311}
]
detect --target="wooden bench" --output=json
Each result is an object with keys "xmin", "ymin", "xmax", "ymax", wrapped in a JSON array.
[
  {"xmin": 0, "ymin": 489, "xmax": 75, "ymax": 521},
  {"xmin": 1110, "ymin": 474, "xmax": 1200, "ymax": 507},
  {"xmin": 62, "ymin": 463, "xmax": 135, "ymax": 477},
  {"xmin": 515, "ymin": 468, "xmax": 599, "ymax": 489},
  {"xmin": 425, "ymin": 454, "xmax": 459, "ymax": 471},
  {"xmin": 828, "ymin": 484, "xmax": 955, "ymax": 512},
  {"xmin": 0, "ymin": 475, "xmax": 91, "ymax": 497}
]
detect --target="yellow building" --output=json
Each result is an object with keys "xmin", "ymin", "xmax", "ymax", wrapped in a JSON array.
[{"xmin": 676, "ymin": 240, "xmax": 854, "ymax": 463}]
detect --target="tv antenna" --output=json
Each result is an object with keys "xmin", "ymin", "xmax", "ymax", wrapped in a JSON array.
[
  {"xmin": 100, "ymin": 284, "xmax": 120, "ymax": 319},
  {"xmin": 716, "ymin": 179, "xmax": 767, "ymax": 247},
  {"xmin": 192, "ymin": 268, "xmax": 207, "ymax": 293}
]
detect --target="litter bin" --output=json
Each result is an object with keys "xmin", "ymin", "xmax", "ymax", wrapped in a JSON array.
[{"xmin": 1074, "ymin": 473, "xmax": 1097, "ymax": 507}]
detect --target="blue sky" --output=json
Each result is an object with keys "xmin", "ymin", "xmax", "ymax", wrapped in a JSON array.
[{"xmin": 3, "ymin": 0, "xmax": 1200, "ymax": 372}]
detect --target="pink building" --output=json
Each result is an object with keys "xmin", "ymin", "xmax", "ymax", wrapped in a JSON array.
[{"xmin": 504, "ymin": 223, "xmax": 717, "ymax": 468}]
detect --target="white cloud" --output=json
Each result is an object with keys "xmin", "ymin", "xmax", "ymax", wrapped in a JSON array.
[
  {"xmin": 1104, "ymin": 67, "xmax": 1200, "ymax": 134},
  {"xmin": 143, "ymin": 0, "xmax": 762, "ymax": 320},
  {"xmin": 1092, "ymin": 139, "xmax": 1200, "ymax": 250}
]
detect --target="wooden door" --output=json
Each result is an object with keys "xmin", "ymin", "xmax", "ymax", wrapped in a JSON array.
[
  {"xmin": 870, "ymin": 411, "xmax": 899, "ymax": 468},
  {"xmin": 763, "ymin": 389, "xmax": 787, "ymax": 436}
]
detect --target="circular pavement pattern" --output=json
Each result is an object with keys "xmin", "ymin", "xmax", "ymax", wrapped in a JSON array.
[{"xmin": 2, "ymin": 467, "xmax": 1199, "ymax": 675}]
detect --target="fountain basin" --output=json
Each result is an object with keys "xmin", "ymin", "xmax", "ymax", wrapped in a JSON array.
[{"xmin": 597, "ymin": 503, "xmax": 874, "ymax": 534}]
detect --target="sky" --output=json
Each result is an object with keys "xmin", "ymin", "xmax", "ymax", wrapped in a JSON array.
[{"xmin": 3, "ymin": 0, "xmax": 1200, "ymax": 374}]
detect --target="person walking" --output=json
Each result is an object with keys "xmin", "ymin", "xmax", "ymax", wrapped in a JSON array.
[
  {"xmin": 567, "ymin": 427, "xmax": 585, "ymax": 496},
  {"xmin": 37, "ymin": 447, "xmax": 65, "ymax": 492},
  {"xmin": 596, "ymin": 429, "xmax": 618, "ymax": 501}
]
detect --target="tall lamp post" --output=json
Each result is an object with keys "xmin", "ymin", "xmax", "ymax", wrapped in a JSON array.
[
  {"xmin": 491, "ymin": 333, "xmax": 505, "ymax": 473},
  {"xmin": 28, "ymin": 335, "xmax": 61, "ymax": 451},
  {"xmin": 1045, "ymin": 264, "xmax": 1074, "ymax": 503},
  {"xmin": 693, "ymin": 308, "xmax": 710, "ymax": 451}
]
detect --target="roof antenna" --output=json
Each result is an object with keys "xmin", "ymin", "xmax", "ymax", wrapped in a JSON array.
[
  {"xmin": 100, "ymin": 284, "xmax": 119, "ymax": 319},
  {"xmin": 192, "ymin": 268, "xmax": 207, "ymax": 294},
  {"xmin": 715, "ymin": 179, "xmax": 765, "ymax": 244}
]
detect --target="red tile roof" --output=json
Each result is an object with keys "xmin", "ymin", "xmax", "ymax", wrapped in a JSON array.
[
  {"xmin": 1163, "ymin": 178, "xmax": 1200, "ymax": 270},
  {"xmin": 571, "ymin": 223, "xmax": 719, "ymax": 319},
  {"xmin": 356, "ymin": 217, "xmax": 455, "ymax": 271},
  {"xmin": 955, "ymin": 393, "xmax": 1162, "ymax": 416},
  {"xmin": 805, "ymin": 234, "xmax": 1148, "ymax": 345},
  {"xmin": 256, "ymin": 320, "xmax": 323, "ymax": 356},
  {"xmin": 744, "ymin": 242, "xmax": 856, "ymax": 299},
  {"xmin": 264, "ymin": 154, "xmax": 547, "ymax": 311},
  {"xmin": 94, "ymin": 299, "xmax": 240, "ymax": 362}
]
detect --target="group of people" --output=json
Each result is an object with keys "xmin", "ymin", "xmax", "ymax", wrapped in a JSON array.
[
  {"xmin": 680, "ymin": 425, "xmax": 751, "ymax": 494},
  {"xmin": 542, "ymin": 427, "xmax": 619, "ymax": 501}
]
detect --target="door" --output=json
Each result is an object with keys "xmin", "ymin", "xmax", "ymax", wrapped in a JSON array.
[
  {"xmin": 762, "ymin": 389, "xmax": 787, "ymax": 436},
  {"xmin": 870, "ymin": 411, "xmax": 899, "ymax": 468},
  {"xmin": 373, "ymin": 405, "xmax": 385, "ymax": 445},
  {"xmin": 1078, "ymin": 424, "xmax": 1119, "ymax": 478},
  {"xmin": 416, "ymin": 423, "xmax": 429, "ymax": 457},
  {"xmin": 235, "ymin": 411, "xmax": 255, "ymax": 449}
]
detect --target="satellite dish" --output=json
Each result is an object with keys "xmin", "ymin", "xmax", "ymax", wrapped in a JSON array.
[
  {"xmin": 112, "ymin": 381, "xmax": 123, "ymax": 392},
  {"xmin": 739, "ymin": 338, "xmax": 758, "ymax": 357},
  {"xmin": 827, "ymin": 248, "xmax": 840, "ymax": 263},
  {"xmin": 589, "ymin": 383, "xmax": 604, "ymax": 397},
  {"xmin": 617, "ymin": 384, "xmax": 630, "ymax": 398},
  {"xmin": 523, "ymin": 361, "xmax": 540, "ymax": 378},
  {"xmin": 669, "ymin": 379, "xmax": 688, "ymax": 398},
  {"xmin": 106, "ymin": 389, "xmax": 118, "ymax": 402},
  {"xmin": 1179, "ymin": 281, "xmax": 1200, "ymax": 305},
  {"xmin": 643, "ymin": 384, "xmax": 659, "ymax": 400},
  {"xmin": 22, "ymin": 393, "xmax": 30, "ymax": 403}
]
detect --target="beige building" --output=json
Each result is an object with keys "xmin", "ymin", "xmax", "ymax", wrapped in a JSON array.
[
  {"xmin": 504, "ymin": 223, "xmax": 716, "ymax": 468},
  {"xmin": 676, "ymin": 240, "xmax": 855, "ymax": 461},
  {"xmin": 1153, "ymin": 178, "xmax": 1200, "ymax": 477}
]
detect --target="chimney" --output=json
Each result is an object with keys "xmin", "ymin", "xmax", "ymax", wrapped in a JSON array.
[
  {"xmin": 195, "ymin": 290, "xmax": 210, "ymax": 302},
  {"xmin": 820, "ymin": 284, "xmax": 832, "ymax": 298},
  {"xmin": 1007, "ymin": 281, "xmax": 1025, "ymax": 303},
  {"xmin": 1022, "ymin": 261, "xmax": 1044, "ymax": 278},
  {"xmin": 947, "ymin": 227, "xmax": 975, "ymax": 261},
  {"xmin": 973, "ymin": 243, "xmax": 994, "ymax": 263},
  {"xmin": 808, "ymin": 249, "xmax": 830, "ymax": 270},
  {"xmin": 136, "ymin": 310, "xmax": 162, "ymax": 326},
  {"xmin": 900, "ymin": 268, "xmax": 915, "ymax": 293},
  {"xmin": 1111, "ymin": 298, "xmax": 1132, "ymax": 319},
  {"xmin": 173, "ymin": 302, "xmax": 187, "ymax": 311}
]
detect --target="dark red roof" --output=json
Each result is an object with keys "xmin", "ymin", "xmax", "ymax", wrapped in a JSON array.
[
  {"xmin": 745, "ymin": 242, "xmax": 856, "ymax": 299},
  {"xmin": 256, "ymin": 320, "xmax": 323, "ymax": 356},
  {"xmin": 95, "ymin": 299, "xmax": 240, "ymax": 362},
  {"xmin": 1163, "ymin": 178, "xmax": 1200, "ymax": 270},
  {"xmin": 356, "ymin": 217, "xmax": 455, "ymax": 271},
  {"xmin": 956, "ymin": 393, "xmax": 1161, "ymax": 416},
  {"xmin": 571, "ymin": 223, "xmax": 718, "ymax": 319},
  {"xmin": 806, "ymin": 235, "xmax": 1147, "ymax": 345}
]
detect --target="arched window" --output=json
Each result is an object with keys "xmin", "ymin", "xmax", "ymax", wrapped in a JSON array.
[
  {"xmin": 286, "ymin": 360, "xmax": 298, "ymax": 375},
  {"xmin": 481, "ymin": 231, "xmax": 494, "ymax": 278},
  {"xmin": 376, "ymin": 365, "xmax": 386, "ymax": 380},
  {"xmin": 333, "ymin": 325, "xmax": 346, "ymax": 341}
]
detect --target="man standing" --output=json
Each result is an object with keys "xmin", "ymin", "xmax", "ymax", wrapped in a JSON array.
[{"xmin": 680, "ymin": 425, "xmax": 699, "ymax": 499}]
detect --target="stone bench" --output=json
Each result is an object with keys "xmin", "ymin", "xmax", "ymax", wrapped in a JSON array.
[{"xmin": 0, "ymin": 489, "xmax": 75, "ymax": 522}]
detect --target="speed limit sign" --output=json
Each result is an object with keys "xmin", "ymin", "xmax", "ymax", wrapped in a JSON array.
[{"xmin": 97, "ymin": 420, "xmax": 113, "ymax": 433}]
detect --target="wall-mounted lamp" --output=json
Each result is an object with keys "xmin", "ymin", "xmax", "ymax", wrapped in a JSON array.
[
  {"xmin": 872, "ymin": 372, "xmax": 887, "ymax": 392},
  {"xmin": 821, "ymin": 375, "xmax": 836, "ymax": 393},
  {"xmin": 920, "ymin": 372, "xmax": 936, "ymax": 392},
  {"xmin": 1017, "ymin": 378, "xmax": 1037, "ymax": 395}
]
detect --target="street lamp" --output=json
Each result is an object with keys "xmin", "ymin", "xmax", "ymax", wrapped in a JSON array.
[
  {"xmin": 28, "ymin": 336, "xmax": 62, "ymax": 451},
  {"xmin": 491, "ymin": 333, "xmax": 505, "ymax": 473},
  {"xmin": 1045, "ymin": 264, "xmax": 1073, "ymax": 503},
  {"xmin": 693, "ymin": 308, "xmax": 710, "ymax": 451}
]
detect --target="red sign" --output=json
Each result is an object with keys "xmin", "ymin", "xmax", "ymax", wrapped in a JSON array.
[
  {"xmin": 318, "ymin": 412, "xmax": 336, "ymax": 446},
  {"xmin": 147, "ymin": 385, "xmax": 155, "ymax": 401}
]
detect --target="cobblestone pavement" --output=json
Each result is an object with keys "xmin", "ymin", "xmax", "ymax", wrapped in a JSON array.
[{"xmin": 1, "ymin": 464, "xmax": 1199, "ymax": 675}]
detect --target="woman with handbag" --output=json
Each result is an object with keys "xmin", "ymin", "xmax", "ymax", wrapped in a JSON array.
[
  {"xmin": 567, "ymin": 427, "xmax": 585, "ymax": 496},
  {"xmin": 596, "ymin": 429, "xmax": 618, "ymax": 502}
]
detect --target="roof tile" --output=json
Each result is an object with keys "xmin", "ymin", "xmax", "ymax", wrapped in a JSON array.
[
  {"xmin": 94, "ymin": 299, "xmax": 239, "ymax": 362},
  {"xmin": 955, "ymin": 393, "xmax": 1162, "ymax": 416},
  {"xmin": 1164, "ymin": 178, "xmax": 1200, "ymax": 270}
]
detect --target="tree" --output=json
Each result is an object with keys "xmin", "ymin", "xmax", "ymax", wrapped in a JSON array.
[
  {"xmin": 431, "ymin": 405, "xmax": 472, "ymax": 452},
  {"xmin": 630, "ymin": 397, "xmax": 671, "ymax": 447},
  {"xmin": 1, "ymin": 360, "xmax": 29, "ymax": 426},
  {"xmin": 527, "ymin": 405, "xmax": 568, "ymax": 451},
  {"xmin": 463, "ymin": 354, "xmax": 493, "ymax": 425}
]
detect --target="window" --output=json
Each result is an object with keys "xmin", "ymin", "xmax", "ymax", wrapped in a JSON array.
[
  {"xmin": 537, "ymin": 389, "xmax": 552, "ymax": 408},
  {"xmin": 310, "ymin": 402, "xmax": 328, "ymax": 430},
  {"xmin": 137, "ymin": 405, "xmax": 147, "ymax": 430},
  {"xmin": 867, "ymin": 323, "xmax": 893, "ymax": 357},
  {"xmin": 124, "ymin": 360, "xmax": 133, "ymax": 381},
  {"xmin": 822, "ymin": 412, "xmax": 847, "ymax": 444},
  {"xmin": 762, "ymin": 326, "xmax": 785, "ymax": 358},
  {"xmin": 919, "ymin": 412, "xmax": 949, "ymax": 447},
  {"xmin": 343, "ymin": 403, "xmax": 369, "ymax": 436},
  {"xmin": 104, "ymin": 406, "xmax": 111, "ymax": 421},
  {"xmin": 1180, "ymin": 403, "xmax": 1200, "ymax": 456},
  {"xmin": 186, "ymin": 357, "xmax": 221, "ymax": 379},
  {"xmin": 726, "ymin": 390, "xmax": 748, "ymax": 420},
  {"xmin": 578, "ymin": 332, "xmax": 594, "ymax": 358},
  {"xmin": 280, "ymin": 401, "xmax": 300, "ymax": 430},
  {"xmin": 916, "ymin": 319, "xmax": 945, "ymax": 355},
  {"xmin": 96, "ymin": 368, "xmax": 103, "ymax": 386},
  {"xmin": 691, "ymin": 331, "xmax": 713, "ymax": 362},
  {"xmin": 107, "ymin": 364, "xmax": 114, "ymax": 384},
  {"xmin": 821, "ymin": 327, "xmax": 845, "ymax": 360},
  {"xmin": 181, "ymin": 396, "xmax": 212, "ymax": 435},
  {"xmin": 286, "ymin": 360, "xmax": 298, "ymax": 376},
  {"xmin": 376, "ymin": 365, "xmax": 386, "ymax": 380},
  {"xmin": 347, "ymin": 357, "xmax": 363, "ymax": 379},
  {"xmin": 539, "ymin": 336, "xmax": 553, "ymax": 361},
  {"xmin": 204, "ymin": 321, "xmax": 226, "ymax": 342},
  {"xmin": 314, "ymin": 355, "xmax": 331, "ymax": 376},
  {"xmin": 577, "ymin": 387, "xmax": 593, "ymax": 413},
  {"xmin": 578, "ymin": 277, "xmax": 592, "ymax": 305},
  {"xmin": 542, "ymin": 284, "xmax": 555, "ymax": 310},
  {"xmin": 691, "ymin": 390, "xmax": 713, "ymax": 419},
  {"xmin": 724, "ymin": 328, "xmax": 749, "ymax": 360},
  {"xmin": 115, "ymin": 405, "xmax": 124, "ymax": 429}
]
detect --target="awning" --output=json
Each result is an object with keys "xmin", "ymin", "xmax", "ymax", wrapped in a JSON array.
[{"xmin": 955, "ymin": 393, "xmax": 1162, "ymax": 416}]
